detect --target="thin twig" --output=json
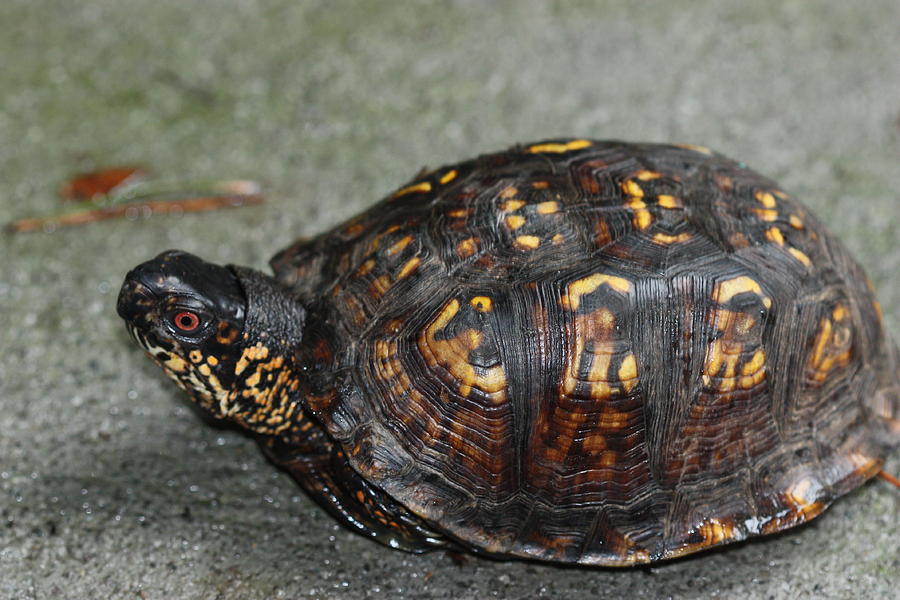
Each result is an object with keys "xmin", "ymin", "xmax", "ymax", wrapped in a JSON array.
[
  {"xmin": 878, "ymin": 470, "xmax": 900, "ymax": 489},
  {"xmin": 6, "ymin": 194, "xmax": 263, "ymax": 233}
]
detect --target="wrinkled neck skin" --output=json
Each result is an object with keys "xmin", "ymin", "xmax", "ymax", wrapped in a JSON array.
[{"xmin": 218, "ymin": 267, "xmax": 308, "ymax": 437}]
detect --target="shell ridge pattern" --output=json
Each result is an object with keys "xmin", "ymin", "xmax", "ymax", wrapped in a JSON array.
[{"xmin": 276, "ymin": 139, "xmax": 898, "ymax": 565}]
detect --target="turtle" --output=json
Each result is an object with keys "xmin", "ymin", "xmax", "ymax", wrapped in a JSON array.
[{"xmin": 117, "ymin": 139, "xmax": 900, "ymax": 566}]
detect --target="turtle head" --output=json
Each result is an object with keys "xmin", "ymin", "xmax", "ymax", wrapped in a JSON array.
[{"xmin": 117, "ymin": 250, "xmax": 306, "ymax": 436}]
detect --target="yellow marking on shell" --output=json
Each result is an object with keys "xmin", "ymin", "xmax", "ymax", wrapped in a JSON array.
[
  {"xmin": 500, "ymin": 186, "xmax": 518, "ymax": 199},
  {"xmin": 674, "ymin": 143, "xmax": 712, "ymax": 154},
  {"xmin": 385, "ymin": 235, "xmax": 413, "ymax": 256},
  {"xmin": 527, "ymin": 139, "xmax": 592, "ymax": 153},
  {"xmin": 457, "ymin": 237, "xmax": 478, "ymax": 258},
  {"xmin": 563, "ymin": 273, "xmax": 633, "ymax": 310},
  {"xmin": 784, "ymin": 477, "xmax": 824, "ymax": 519},
  {"xmin": 356, "ymin": 258, "xmax": 376, "ymax": 276},
  {"xmin": 370, "ymin": 274, "xmax": 392, "ymax": 298},
  {"xmin": 343, "ymin": 222, "xmax": 365, "ymax": 236},
  {"xmin": 832, "ymin": 305, "xmax": 848, "ymax": 321},
  {"xmin": 621, "ymin": 180, "xmax": 644, "ymax": 198},
  {"xmin": 551, "ymin": 233, "xmax": 565, "ymax": 244},
  {"xmin": 561, "ymin": 311, "xmax": 638, "ymax": 401},
  {"xmin": 625, "ymin": 197, "xmax": 652, "ymax": 230},
  {"xmin": 514, "ymin": 235, "xmax": 541, "ymax": 249},
  {"xmin": 808, "ymin": 314, "xmax": 853, "ymax": 382},
  {"xmin": 505, "ymin": 215, "xmax": 526, "ymax": 230},
  {"xmin": 470, "ymin": 296, "xmax": 493, "ymax": 312},
  {"xmin": 714, "ymin": 276, "xmax": 772, "ymax": 309},
  {"xmin": 598, "ymin": 410, "xmax": 631, "ymax": 429},
  {"xmin": 392, "ymin": 181, "xmax": 432, "ymax": 198},
  {"xmin": 636, "ymin": 170, "xmax": 662, "ymax": 181},
  {"xmin": 235, "ymin": 343, "xmax": 270, "ymax": 376},
  {"xmin": 396, "ymin": 256, "xmax": 421, "ymax": 279},
  {"xmin": 789, "ymin": 214, "xmax": 804, "ymax": 229},
  {"xmin": 753, "ymin": 208, "xmax": 779, "ymax": 222},
  {"xmin": 189, "ymin": 349, "xmax": 203, "ymax": 363},
  {"xmin": 532, "ymin": 181, "xmax": 550, "ymax": 189},
  {"xmin": 618, "ymin": 354, "xmax": 638, "ymax": 393},
  {"xmin": 788, "ymin": 247, "xmax": 812, "ymax": 267},
  {"xmin": 657, "ymin": 195, "xmax": 683, "ymax": 209},
  {"xmin": 755, "ymin": 191, "xmax": 777, "ymax": 208},
  {"xmin": 448, "ymin": 208, "xmax": 468, "ymax": 218},
  {"xmin": 765, "ymin": 227, "xmax": 785, "ymax": 246},
  {"xmin": 501, "ymin": 199, "xmax": 525, "ymax": 212},
  {"xmin": 418, "ymin": 299, "xmax": 507, "ymax": 400},
  {"xmin": 652, "ymin": 232, "xmax": 692, "ymax": 244},
  {"xmin": 439, "ymin": 169, "xmax": 458, "ymax": 184},
  {"xmin": 700, "ymin": 518, "xmax": 734, "ymax": 546},
  {"xmin": 741, "ymin": 349, "xmax": 766, "ymax": 375},
  {"xmin": 536, "ymin": 201, "xmax": 559, "ymax": 214},
  {"xmin": 738, "ymin": 349, "xmax": 767, "ymax": 390}
]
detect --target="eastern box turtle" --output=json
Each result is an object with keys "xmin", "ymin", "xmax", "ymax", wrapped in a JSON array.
[{"xmin": 117, "ymin": 139, "xmax": 899, "ymax": 566}]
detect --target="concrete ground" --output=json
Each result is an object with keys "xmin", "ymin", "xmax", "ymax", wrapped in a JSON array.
[{"xmin": 1, "ymin": 1, "xmax": 898, "ymax": 598}]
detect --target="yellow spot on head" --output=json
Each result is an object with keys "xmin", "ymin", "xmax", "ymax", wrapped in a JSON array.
[
  {"xmin": 198, "ymin": 364, "xmax": 212, "ymax": 377},
  {"xmin": 514, "ymin": 235, "xmax": 541, "ymax": 249},
  {"xmin": 189, "ymin": 349, "xmax": 203, "ymax": 363},
  {"xmin": 657, "ymin": 195, "xmax": 682, "ymax": 209},
  {"xmin": 788, "ymin": 247, "xmax": 812, "ymax": 268},
  {"xmin": 392, "ymin": 181, "xmax": 432, "ymax": 198},
  {"xmin": 505, "ymin": 215, "xmax": 526, "ymax": 230},
  {"xmin": 439, "ymin": 169, "xmax": 458, "ymax": 184},
  {"xmin": 636, "ymin": 170, "xmax": 662, "ymax": 181},
  {"xmin": 501, "ymin": 199, "xmax": 525, "ymax": 212},
  {"xmin": 470, "ymin": 296, "xmax": 493, "ymax": 312},
  {"xmin": 832, "ymin": 305, "xmax": 848, "ymax": 321},
  {"xmin": 531, "ymin": 181, "xmax": 550, "ymax": 189},
  {"xmin": 206, "ymin": 356, "xmax": 218, "ymax": 366},
  {"xmin": 536, "ymin": 201, "xmax": 559, "ymax": 214},
  {"xmin": 765, "ymin": 227, "xmax": 785, "ymax": 246},
  {"xmin": 551, "ymin": 233, "xmax": 565, "ymax": 244},
  {"xmin": 789, "ymin": 214, "xmax": 804, "ymax": 229},
  {"xmin": 527, "ymin": 139, "xmax": 592, "ymax": 154},
  {"xmin": 563, "ymin": 273, "xmax": 633, "ymax": 310}
]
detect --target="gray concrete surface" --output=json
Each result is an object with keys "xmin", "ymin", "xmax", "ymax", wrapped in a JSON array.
[{"xmin": 1, "ymin": 1, "xmax": 898, "ymax": 598}]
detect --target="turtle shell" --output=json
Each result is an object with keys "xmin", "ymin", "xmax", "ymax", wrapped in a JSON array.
[{"xmin": 271, "ymin": 139, "xmax": 899, "ymax": 565}]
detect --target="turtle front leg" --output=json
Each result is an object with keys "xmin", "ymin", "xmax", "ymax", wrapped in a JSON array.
[{"xmin": 258, "ymin": 434, "xmax": 454, "ymax": 553}]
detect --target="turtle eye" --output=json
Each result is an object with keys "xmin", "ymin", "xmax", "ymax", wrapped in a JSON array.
[{"xmin": 171, "ymin": 310, "xmax": 201, "ymax": 332}]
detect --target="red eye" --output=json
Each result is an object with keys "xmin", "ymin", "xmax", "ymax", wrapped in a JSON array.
[{"xmin": 172, "ymin": 311, "xmax": 200, "ymax": 332}]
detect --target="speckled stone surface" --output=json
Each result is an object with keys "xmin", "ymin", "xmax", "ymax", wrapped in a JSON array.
[{"xmin": 1, "ymin": 1, "xmax": 898, "ymax": 598}]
